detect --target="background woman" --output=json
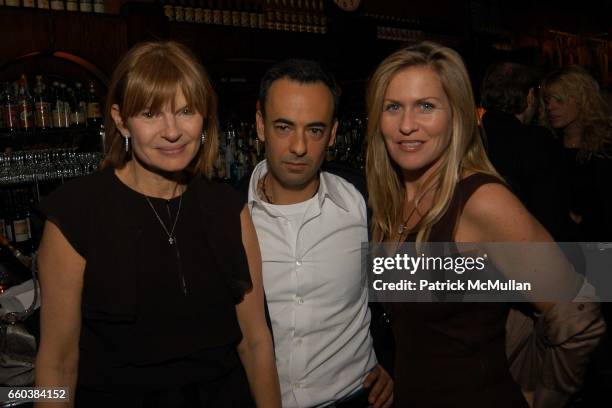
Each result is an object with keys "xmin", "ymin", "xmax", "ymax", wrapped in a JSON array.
[
  {"xmin": 34, "ymin": 41, "xmax": 280, "ymax": 407},
  {"xmin": 541, "ymin": 66, "xmax": 612, "ymax": 241},
  {"xmin": 365, "ymin": 42, "xmax": 599, "ymax": 407}
]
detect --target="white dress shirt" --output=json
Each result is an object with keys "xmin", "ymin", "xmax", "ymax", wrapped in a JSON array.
[{"xmin": 248, "ymin": 160, "xmax": 377, "ymax": 408}]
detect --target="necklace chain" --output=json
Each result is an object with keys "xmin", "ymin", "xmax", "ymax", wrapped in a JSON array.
[
  {"xmin": 261, "ymin": 173, "xmax": 275, "ymax": 204},
  {"xmin": 145, "ymin": 193, "xmax": 183, "ymax": 245},
  {"xmin": 261, "ymin": 172, "xmax": 321, "ymax": 205}
]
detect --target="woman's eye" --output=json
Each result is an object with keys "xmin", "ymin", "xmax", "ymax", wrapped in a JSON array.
[
  {"xmin": 384, "ymin": 103, "xmax": 400, "ymax": 112},
  {"xmin": 418, "ymin": 102, "xmax": 435, "ymax": 112},
  {"xmin": 181, "ymin": 107, "xmax": 193, "ymax": 115},
  {"xmin": 142, "ymin": 110, "xmax": 160, "ymax": 118}
]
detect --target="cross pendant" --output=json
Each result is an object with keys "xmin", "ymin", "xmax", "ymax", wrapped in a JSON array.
[{"xmin": 168, "ymin": 237, "xmax": 175, "ymax": 245}]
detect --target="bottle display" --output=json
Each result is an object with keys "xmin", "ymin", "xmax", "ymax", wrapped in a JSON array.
[{"xmin": 161, "ymin": 0, "xmax": 326, "ymax": 33}]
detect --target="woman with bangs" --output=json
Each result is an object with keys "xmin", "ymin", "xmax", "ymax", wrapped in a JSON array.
[
  {"xmin": 34, "ymin": 41, "xmax": 281, "ymax": 407},
  {"xmin": 541, "ymin": 66, "xmax": 612, "ymax": 241},
  {"xmin": 363, "ymin": 42, "xmax": 597, "ymax": 407}
]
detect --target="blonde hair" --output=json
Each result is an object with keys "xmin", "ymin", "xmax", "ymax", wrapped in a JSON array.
[
  {"xmin": 366, "ymin": 42, "xmax": 499, "ymax": 243},
  {"xmin": 102, "ymin": 41, "xmax": 219, "ymax": 178},
  {"xmin": 541, "ymin": 66, "xmax": 612, "ymax": 161}
]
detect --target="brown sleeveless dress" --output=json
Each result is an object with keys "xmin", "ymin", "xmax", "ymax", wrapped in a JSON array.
[{"xmin": 389, "ymin": 173, "xmax": 529, "ymax": 407}]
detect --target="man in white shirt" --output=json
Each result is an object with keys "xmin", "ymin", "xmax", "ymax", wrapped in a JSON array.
[{"xmin": 247, "ymin": 59, "xmax": 393, "ymax": 408}]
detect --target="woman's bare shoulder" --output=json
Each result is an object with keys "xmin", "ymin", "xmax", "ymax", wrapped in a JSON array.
[{"xmin": 458, "ymin": 180, "xmax": 550, "ymax": 242}]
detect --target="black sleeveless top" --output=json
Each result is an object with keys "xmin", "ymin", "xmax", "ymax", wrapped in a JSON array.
[
  {"xmin": 40, "ymin": 167, "xmax": 252, "ymax": 390},
  {"xmin": 389, "ymin": 173, "xmax": 529, "ymax": 407}
]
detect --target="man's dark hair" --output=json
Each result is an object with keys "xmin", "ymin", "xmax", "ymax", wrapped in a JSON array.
[
  {"xmin": 481, "ymin": 62, "xmax": 539, "ymax": 114},
  {"xmin": 258, "ymin": 59, "xmax": 340, "ymax": 118}
]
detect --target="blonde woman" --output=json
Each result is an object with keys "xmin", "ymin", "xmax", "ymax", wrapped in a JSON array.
[
  {"xmin": 35, "ymin": 41, "xmax": 280, "ymax": 407},
  {"xmin": 541, "ymin": 66, "xmax": 612, "ymax": 241},
  {"xmin": 365, "ymin": 42, "xmax": 586, "ymax": 407}
]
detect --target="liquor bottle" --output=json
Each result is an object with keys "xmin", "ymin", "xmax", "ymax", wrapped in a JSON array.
[
  {"xmin": 184, "ymin": 0, "xmax": 194, "ymax": 22},
  {"xmin": 311, "ymin": 0, "xmax": 319, "ymax": 33},
  {"xmin": 93, "ymin": 0, "xmax": 105, "ymax": 13},
  {"xmin": 11, "ymin": 189, "xmax": 34, "ymax": 256},
  {"xmin": 194, "ymin": 0, "xmax": 203, "ymax": 23},
  {"xmin": 50, "ymin": 0, "xmax": 64, "ymax": 10},
  {"xmin": 281, "ymin": 0, "xmax": 290, "ymax": 30},
  {"xmin": 257, "ymin": 1, "xmax": 265, "ymax": 28},
  {"xmin": 163, "ymin": 0, "xmax": 174, "ymax": 21},
  {"xmin": 224, "ymin": 121, "xmax": 236, "ymax": 182},
  {"xmin": 212, "ymin": 0, "xmax": 221, "ymax": 24},
  {"xmin": 0, "ymin": 191, "xmax": 10, "ymax": 244},
  {"xmin": 264, "ymin": 0, "xmax": 274, "ymax": 29},
  {"xmin": 59, "ymin": 83, "xmax": 71, "ymax": 128},
  {"xmin": 221, "ymin": 0, "xmax": 232, "ymax": 26},
  {"xmin": 248, "ymin": 0, "xmax": 257, "ymax": 28},
  {"xmin": 0, "ymin": 206, "xmax": 34, "ymax": 295},
  {"xmin": 0, "ymin": 232, "xmax": 33, "ymax": 279},
  {"xmin": 17, "ymin": 75, "xmax": 34, "ymax": 132},
  {"xmin": 203, "ymin": 0, "xmax": 212, "ymax": 24},
  {"xmin": 174, "ymin": 0, "xmax": 185, "ymax": 22},
  {"xmin": 289, "ymin": 0, "xmax": 298, "ymax": 31},
  {"xmin": 296, "ymin": 0, "xmax": 305, "ymax": 32},
  {"xmin": 66, "ymin": 0, "xmax": 78, "ymax": 11},
  {"xmin": 86, "ymin": 81, "xmax": 103, "ymax": 128},
  {"xmin": 66, "ymin": 86, "xmax": 77, "ymax": 126},
  {"xmin": 73, "ymin": 82, "xmax": 87, "ymax": 127},
  {"xmin": 0, "ymin": 96, "xmax": 4, "ymax": 130},
  {"xmin": 33, "ymin": 75, "xmax": 51, "ymax": 130},
  {"xmin": 239, "ymin": 0, "xmax": 249, "ymax": 27},
  {"xmin": 231, "ymin": 0, "xmax": 241, "ymax": 26},
  {"xmin": 79, "ymin": 0, "xmax": 93, "ymax": 12},
  {"xmin": 5, "ymin": 0, "xmax": 20, "ymax": 7},
  {"xmin": 304, "ymin": 0, "xmax": 313, "ymax": 32},
  {"xmin": 3, "ymin": 82, "xmax": 19, "ymax": 132},
  {"xmin": 37, "ymin": 0, "xmax": 50, "ymax": 9},
  {"xmin": 318, "ymin": 0, "xmax": 326, "ymax": 34},
  {"xmin": 51, "ymin": 82, "xmax": 63, "ymax": 128},
  {"xmin": 23, "ymin": 0, "xmax": 36, "ymax": 7}
]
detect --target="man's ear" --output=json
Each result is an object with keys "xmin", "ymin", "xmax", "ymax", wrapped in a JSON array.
[
  {"xmin": 255, "ymin": 110, "xmax": 266, "ymax": 143},
  {"xmin": 111, "ymin": 104, "xmax": 129, "ymax": 137},
  {"xmin": 527, "ymin": 88, "xmax": 536, "ymax": 109},
  {"xmin": 328, "ymin": 118, "xmax": 338, "ymax": 147}
]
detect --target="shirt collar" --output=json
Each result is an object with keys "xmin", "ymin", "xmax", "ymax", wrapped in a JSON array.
[{"xmin": 248, "ymin": 160, "xmax": 349, "ymax": 213}]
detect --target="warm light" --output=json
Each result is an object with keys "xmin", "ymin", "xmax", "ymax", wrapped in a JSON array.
[{"xmin": 476, "ymin": 107, "xmax": 486, "ymax": 126}]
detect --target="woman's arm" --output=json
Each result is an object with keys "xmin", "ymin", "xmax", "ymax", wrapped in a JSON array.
[
  {"xmin": 456, "ymin": 182, "xmax": 574, "ymax": 312},
  {"xmin": 35, "ymin": 221, "xmax": 85, "ymax": 408},
  {"xmin": 458, "ymin": 182, "xmax": 605, "ymax": 406},
  {"xmin": 235, "ymin": 207, "xmax": 281, "ymax": 407}
]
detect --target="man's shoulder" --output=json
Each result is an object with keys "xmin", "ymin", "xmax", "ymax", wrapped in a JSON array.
[
  {"xmin": 322, "ymin": 171, "xmax": 365, "ymax": 201},
  {"xmin": 321, "ymin": 162, "xmax": 367, "ymax": 200}
]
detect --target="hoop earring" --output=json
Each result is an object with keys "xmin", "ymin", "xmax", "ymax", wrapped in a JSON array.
[
  {"xmin": 124, "ymin": 136, "xmax": 130, "ymax": 153},
  {"xmin": 201, "ymin": 131, "xmax": 206, "ymax": 146}
]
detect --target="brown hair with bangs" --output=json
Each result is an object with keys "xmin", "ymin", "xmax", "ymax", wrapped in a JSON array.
[{"xmin": 102, "ymin": 41, "xmax": 218, "ymax": 178}]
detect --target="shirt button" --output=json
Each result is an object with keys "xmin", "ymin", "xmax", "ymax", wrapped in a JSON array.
[
  {"xmin": 295, "ymin": 296, "xmax": 304, "ymax": 305},
  {"xmin": 296, "ymin": 260, "xmax": 302, "ymax": 267}
]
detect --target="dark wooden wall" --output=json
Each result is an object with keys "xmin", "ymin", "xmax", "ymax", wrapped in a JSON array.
[{"xmin": 1, "ymin": 1, "xmax": 610, "ymax": 119}]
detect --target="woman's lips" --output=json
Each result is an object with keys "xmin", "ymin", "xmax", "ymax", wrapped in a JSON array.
[
  {"xmin": 157, "ymin": 145, "xmax": 187, "ymax": 155},
  {"xmin": 398, "ymin": 140, "xmax": 425, "ymax": 152}
]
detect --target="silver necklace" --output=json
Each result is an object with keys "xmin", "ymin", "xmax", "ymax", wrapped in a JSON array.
[{"xmin": 145, "ymin": 194, "xmax": 183, "ymax": 245}]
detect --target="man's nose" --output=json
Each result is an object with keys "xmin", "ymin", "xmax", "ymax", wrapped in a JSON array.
[{"xmin": 289, "ymin": 131, "xmax": 307, "ymax": 156}]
